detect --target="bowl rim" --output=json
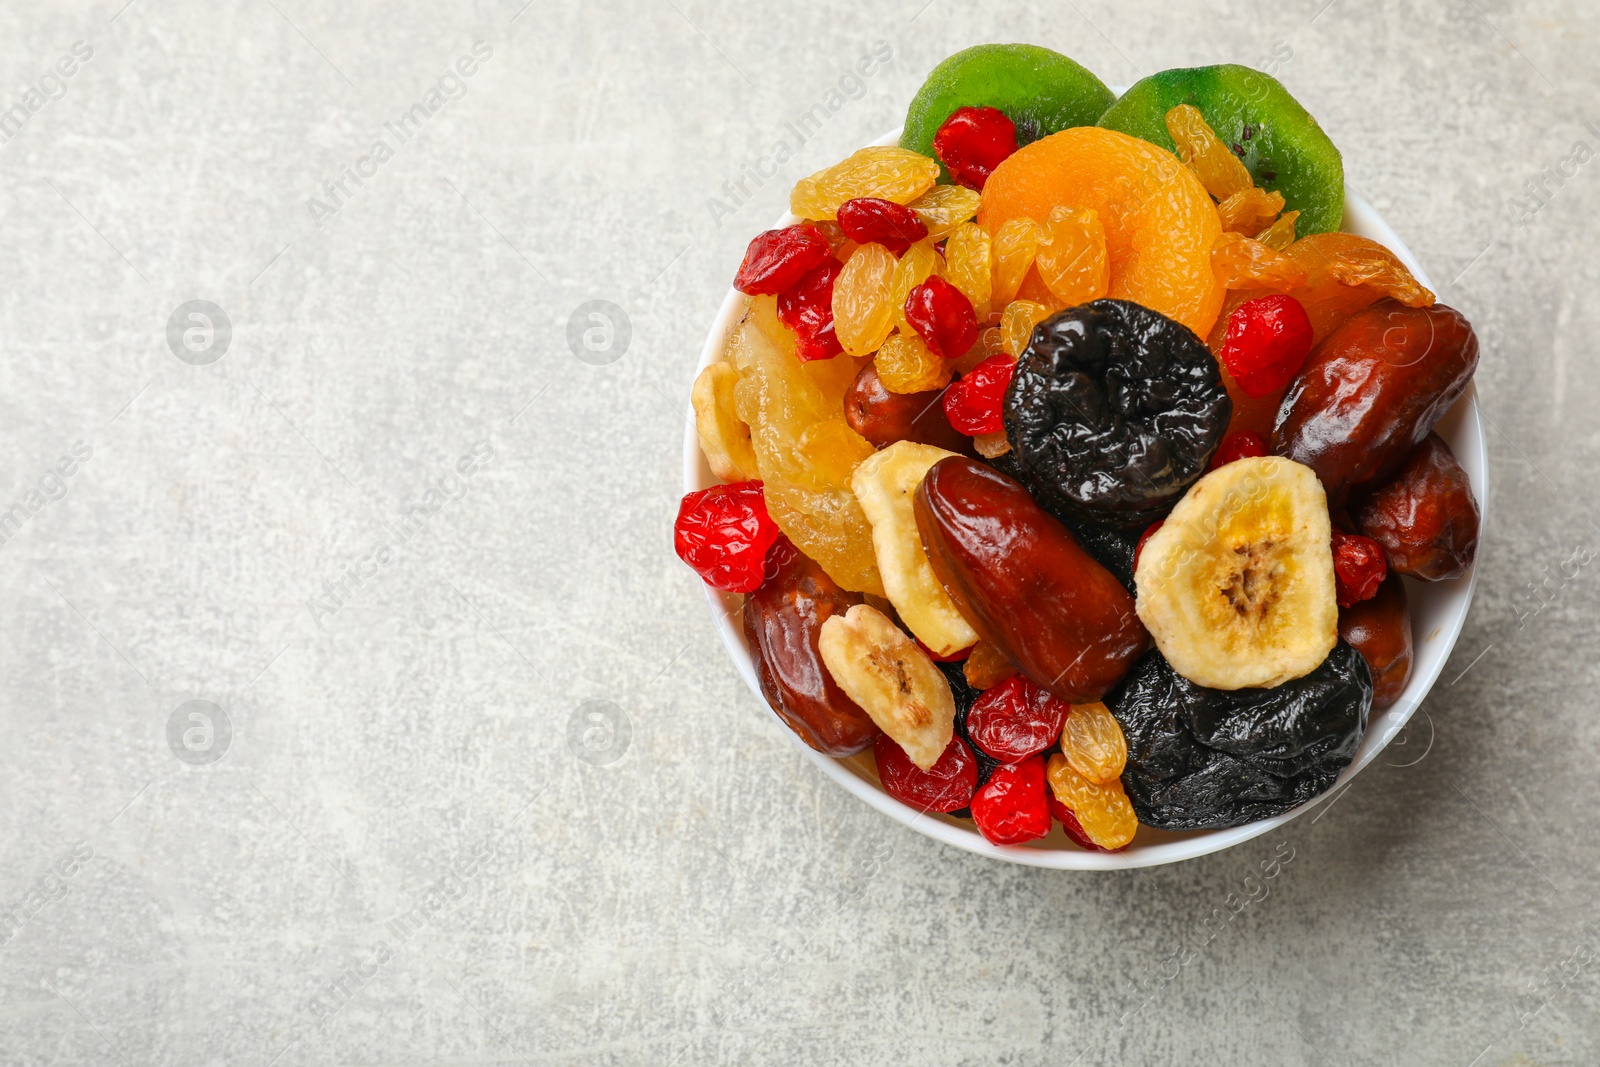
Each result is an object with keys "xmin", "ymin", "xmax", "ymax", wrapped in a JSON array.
[{"xmin": 683, "ymin": 127, "xmax": 1486, "ymax": 869}]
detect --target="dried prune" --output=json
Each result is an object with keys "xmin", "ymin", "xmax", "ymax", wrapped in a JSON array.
[
  {"xmin": 743, "ymin": 541, "xmax": 880, "ymax": 756},
  {"xmin": 1107, "ymin": 643, "xmax": 1371, "ymax": 830},
  {"xmin": 1003, "ymin": 299, "xmax": 1231, "ymax": 530},
  {"xmin": 1351, "ymin": 432, "xmax": 1480, "ymax": 581}
]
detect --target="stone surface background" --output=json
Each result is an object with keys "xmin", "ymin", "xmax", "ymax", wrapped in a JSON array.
[{"xmin": 0, "ymin": 1, "xmax": 1595, "ymax": 1064}]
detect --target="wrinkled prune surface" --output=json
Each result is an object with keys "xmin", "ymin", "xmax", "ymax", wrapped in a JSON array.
[
  {"xmin": 1107, "ymin": 643, "xmax": 1371, "ymax": 830},
  {"xmin": 1003, "ymin": 299, "xmax": 1231, "ymax": 530},
  {"xmin": 1064, "ymin": 520, "xmax": 1138, "ymax": 591}
]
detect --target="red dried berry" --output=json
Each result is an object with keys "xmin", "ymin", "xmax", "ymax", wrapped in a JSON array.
[
  {"xmin": 1047, "ymin": 795, "xmax": 1120, "ymax": 853},
  {"xmin": 874, "ymin": 732, "xmax": 978, "ymax": 813},
  {"xmin": 1219, "ymin": 294, "xmax": 1315, "ymax": 398},
  {"xmin": 673, "ymin": 481, "xmax": 782, "ymax": 593},
  {"xmin": 971, "ymin": 755, "xmax": 1051, "ymax": 846},
  {"xmin": 943, "ymin": 355, "xmax": 1016, "ymax": 436},
  {"xmin": 1208, "ymin": 430, "xmax": 1268, "ymax": 471},
  {"xmin": 836, "ymin": 197, "xmax": 929, "ymax": 256},
  {"xmin": 915, "ymin": 637, "xmax": 973, "ymax": 663},
  {"xmin": 777, "ymin": 259, "xmax": 843, "ymax": 361},
  {"xmin": 1133, "ymin": 520, "xmax": 1164, "ymax": 572},
  {"xmin": 1331, "ymin": 529, "xmax": 1387, "ymax": 607},
  {"xmin": 733, "ymin": 224, "xmax": 832, "ymax": 296},
  {"xmin": 904, "ymin": 276, "xmax": 979, "ymax": 360},
  {"xmin": 932, "ymin": 105, "xmax": 1019, "ymax": 191},
  {"xmin": 967, "ymin": 675, "xmax": 1071, "ymax": 763}
]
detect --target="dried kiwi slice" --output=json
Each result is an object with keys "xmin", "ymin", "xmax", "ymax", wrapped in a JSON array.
[
  {"xmin": 901, "ymin": 44, "xmax": 1113, "ymax": 182},
  {"xmin": 1097, "ymin": 64, "xmax": 1345, "ymax": 235}
]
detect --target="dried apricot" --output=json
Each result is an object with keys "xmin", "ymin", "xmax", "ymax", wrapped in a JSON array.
[
  {"xmin": 1035, "ymin": 206, "xmax": 1109, "ymax": 308},
  {"xmin": 791, "ymin": 147, "xmax": 940, "ymax": 222},
  {"xmin": 1165, "ymin": 103, "xmax": 1253, "ymax": 201},
  {"xmin": 832, "ymin": 242, "xmax": 898, "ymax": 357},
  {"xmin": 979, "ymin": 126, "xmax": 1225, "ymax": 337}
]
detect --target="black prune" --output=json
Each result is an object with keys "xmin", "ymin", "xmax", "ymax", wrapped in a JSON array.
[
  {"xmin": 1003, "ymin": 299, "xmax": 1231, "ymax": 530},
  {"xmin": 1106, "ymin": 643, "xmax": 1371, "ymax": 830},
  {"xmin": 980, "ymin": 452, "xmax": 1138, "ymax": 591}
]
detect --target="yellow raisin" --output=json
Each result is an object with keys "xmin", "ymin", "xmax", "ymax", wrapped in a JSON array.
[
  {"xmin": 1036, "ymin": 206, "xmax": 1110, "ymax": 308},
  {"xmin": 944, "ymin": 223, "xmax": 993, "ymax": 322},
  {"xmin": 1254, "ymin": 209, "xmax": 1300, "ymax": 251},
  {"xmin": 908, "ymin": 184, "xmax": 981, "ymax": 241},
  {"xmin": 972, "ymin": 431, "xmax": 1011, "ymax": 459},
  {"xmin": 1211, "ymin": 232, "xmax": 1309, "ymax": 290},
  {"xmin": 1217, "ymin": 187, "xmax": 1286, "ymax": 234},
  {"xmin": 1047, "ymin": 754, "xmax": 1138, "ymax": 850},
  {"xmin": 991, "ymin": 217, "xmax": 1044, "ymax": 309},
  {"xmin": 1325, "ymin": 244, "xmax": 1436, "ymax": 306},
  {"xmin": 1000, "ymin": 299, "xmax": 1051, "ymax": 358},
  {"xmin": 1165, "ymin": 104, "xmax": 1254, "ymax": 202},
  {"xmin": 832, "ymin": 242, "xmax": 898, "ymax": 357},
  {"xmin": 1060, "ymin": 701, "xmax": 1128, "ymax": 785},
  {"xmin": 963, "ymin": 641, "xmax": 1017, "ymax": 690},
  {"xmin": 791, "ymin": 147, "xmax": 940, "ymax": 222},
  {"xmin": 955, "ymin": 327, "xmax": 1004, "ymax": 375},
  {"xmin": 889, "ymin": 239, "xmax": 943, "ymax": 331},
  {"xmin": 874, "ymin": 331, "xmax": 952, "ymax": 394}
]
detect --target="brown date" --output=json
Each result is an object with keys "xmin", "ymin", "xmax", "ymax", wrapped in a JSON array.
[
  {"xmin": 914, "ymin": 457, "xmax": 1147, "ymax": 703},
  {"xmin": 843, "ymin": 363, "xmax": 971, "ymax": 453},
  {"xmin": 1352, "ymin": 432, "xmax": 1479, "ymax": 581},
  {"xmin": 1338, "ymin": 572, "xmax": 1413, "ymax": 708},
  {"xmin": 742, "ymin": 540, "xmax": 880, "ymax": 756},
  {"xmin": 1272, "ymin": 299, "xmax": 1478, "ymax": 502}
]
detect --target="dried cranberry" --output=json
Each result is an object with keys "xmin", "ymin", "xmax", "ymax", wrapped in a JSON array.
[
  {"xmin": 943, "ymin": 355, "xmax": 1016, "ymax": 436},
  {"xmin": 916, "ymin": 637, "xmax": 973, "ymax": 663},
  {"xmin": 874, "ymin": 732, "xmax": 978, "ymax": 813},
  {"xmin": 1047, "ymin": 795, "xmax": 1119, "ymax": 853},
  {"xmin": 836, "ymin": 197, "xmax": 929, "ymax": 256},
  {"xmin": 966, "ymin": 675, "xmax": 1071, "ymax": 763},
  {"xmin": 970, "ymin": 755, "xmax": 1051, "ymax": 845},
  {"xmin": 932, "ymin": 106, "xmax": 1018, "ymax": 191},
  {"xmin": 904, "ymin": 276, "xmax": 978, "ymax": 360},
  {"xmin": 1219, "ymin": 294, "xmax": 1314, "ymax": 398},
  {"xmin": 1209, "ymin": 430, "xmax": 1268, "ymax": 470},
  {"xmin": 1132, "ymin": 520, "xmax": 1164, "ymax": 572},
  {"xmin": 673, "ymin": 481, "xmax": 782, "ymax": 593},
  {"xmin": 733, "ymin": 225, "xmax": 832, "ymax": 296},
  {"xmin": 777, "ymin": 259, "xmax": 843, "ymax": 361},
  {"xmin": 1331, "ymin": 529, "xmax": 1387, "ymax": 607}
]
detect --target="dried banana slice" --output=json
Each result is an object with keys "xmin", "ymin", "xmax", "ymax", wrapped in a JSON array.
[
  {"xmin": 1135, "ymin": 456, "xmax": 1337, "ymax": 690},
  {"xmin": 852, "ymin": 442, "xmax": 979, "ymax": 658},
  {"xmin": 692, "ymin": 362, "xmax": 759, "ymax": 482},
  {"xmin": 817, "ymin": 604, "xmax": 955, "ymax": 770}
]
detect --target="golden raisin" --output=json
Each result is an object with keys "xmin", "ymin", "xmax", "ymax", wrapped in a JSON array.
[
  {"xmin": 1217, "ymin": 187, "xmax": 1286, "ymax": 235},
  {"xmin": 791, "ymin": 147, "xmax": 940, "ymax": 222},
  {"xmin": 908, "ymin": 184, "xmax": 981, "ymax": 241},
  {"xmin": 963, "ymin": 641, "xmax": 1017, "ymax": 689},
  {"xmin": 1047, "ymin": 754, "xmax": 1138, "ymax": 850},
  {"xmin": 943, "ymin": 222, "xmax": 993, "ymax": 322},
  {"xmin": 874, "ymin": 330, "xmax": 951, "ymax": 394},
  {"xmin": 1036, "ymin": 206, "xmax": 1109, "ymax": 308},
  {"xmin": 832, "ymin": 242, "xmax": 898, "ymax": 357},
  {"xmin": 1254, "ymin": 209, "xmax": 1300, "ymax": 251},
  {"xmin": 972, "ymin": 431, "xmax": 1011, "ymax": 459},
  {"xmin": 1000, "ymin": 299, "xmax": 1051, "ymax": 358},
  {"xmin": 1212, "ymin": 232, "xmax": 1309, "ymax": 290},
  {"xmin": 955, "ymin": 327, "xmax": 1004, "ymax": 374},
  {"xmin": 1165, "ymin": 104, "xmax": 1253, "ymax": 202},
  {"xmin": 1060, "ymin": 701, "xmax": 1128, "ymax": 785},
  {"xmin": 991, "ymin": 217, "xmax": 1045, "ymax": 309}
]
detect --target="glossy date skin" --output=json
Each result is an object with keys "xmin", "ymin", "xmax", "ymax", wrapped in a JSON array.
[
  {"xmin": 743, "ymin": 541, "xmax": 880, "ymax": 756},
  {"xmin": 914, "ymin": 457, "xmax": 1148, "ymax": 704},
  {"xmin": 1352, "ymin": 433, "xmax": 1480, "ymax": 581},
  {"xmin": 1272, "ymin": 300, "xmax": 1478, "ymax": 502},
  {"xmin": 1338, "ymin": 572, "xmax": 1413, "ymax": 708},
  {"xmin": 843, "ymin": 363, "xmax": 971, "ymax": 453}
]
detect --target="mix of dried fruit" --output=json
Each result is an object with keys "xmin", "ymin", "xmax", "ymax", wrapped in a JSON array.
[{"xmin": 676, "ymin": 45, "xmax": 1481, "ymax": 851}]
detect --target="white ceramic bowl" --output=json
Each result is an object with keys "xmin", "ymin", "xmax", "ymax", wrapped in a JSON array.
[{"xmin": 684, "ymin": 127, "xmax": 1486, "ymax": 869}]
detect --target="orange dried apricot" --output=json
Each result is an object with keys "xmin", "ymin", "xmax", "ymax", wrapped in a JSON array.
[{"xmin": 978, "ymin": 126, "xmax": 1224, "ymax": 337}]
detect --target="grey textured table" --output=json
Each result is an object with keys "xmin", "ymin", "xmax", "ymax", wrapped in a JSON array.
[{"xmin": 0, "ymin": 1, "xmax": 1595, "ymax": 1064}]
